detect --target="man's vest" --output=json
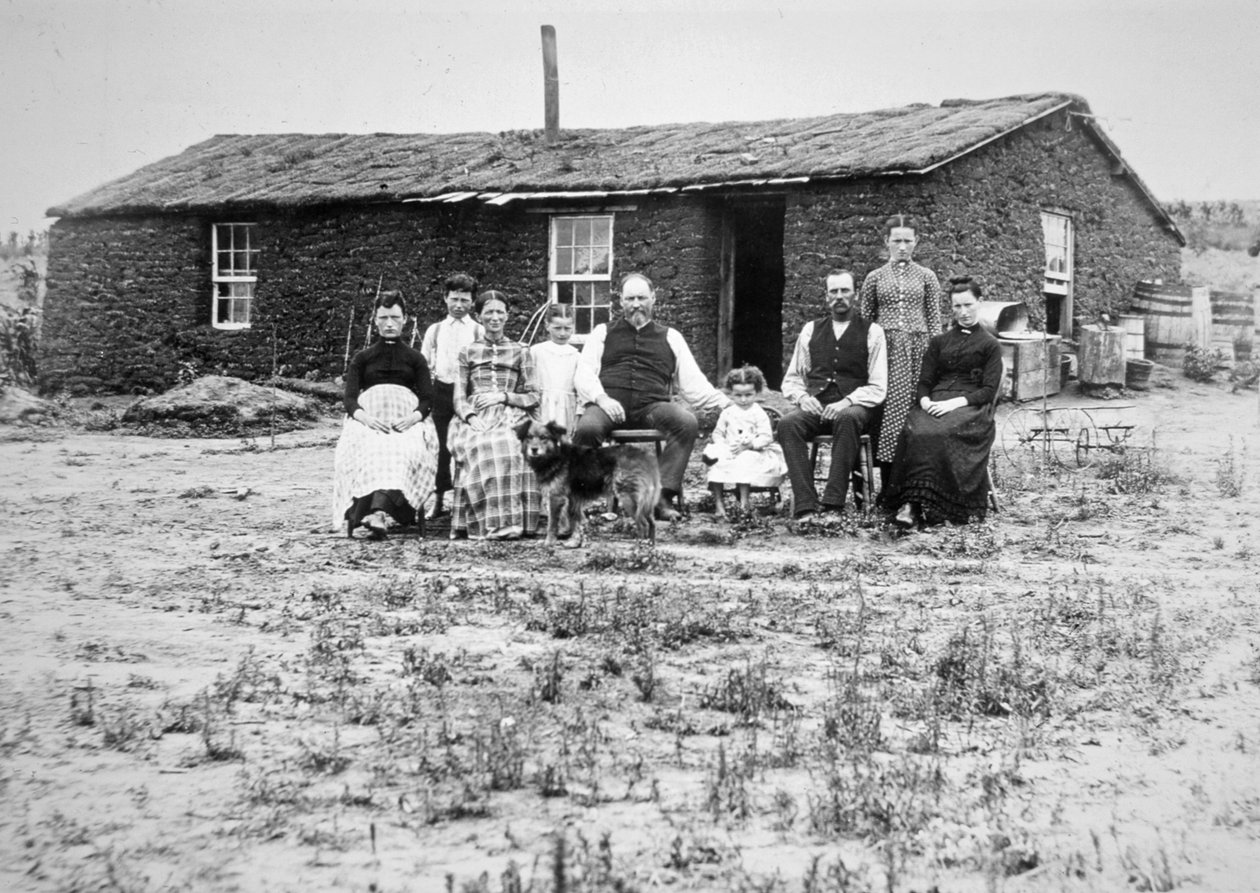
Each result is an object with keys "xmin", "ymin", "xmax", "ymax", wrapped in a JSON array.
[
  {"xmin": 600, "ymin": 319, "xmax": 676, "ymax": 412},
  {"xmin": 805, "ymin": 316, "xmax": 870, "ymax": 403}
]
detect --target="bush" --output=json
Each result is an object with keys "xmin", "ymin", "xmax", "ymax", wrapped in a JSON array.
[
  {"xmin": 0, "ymin": 305, "xmax": 39, "ymax": 389},
  {"xmin": 1182, "ymin": 344, "xmax": 1224, "ymax": 383}
]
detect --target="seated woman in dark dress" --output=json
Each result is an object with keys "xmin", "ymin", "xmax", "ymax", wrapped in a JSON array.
[
  {"xmin": 881, "ymin": 276, "xmax": 1003, "ymax": 527},
  {"xmin": 332, "ymin": 292, "xmax": 439, "ymax": 539}
]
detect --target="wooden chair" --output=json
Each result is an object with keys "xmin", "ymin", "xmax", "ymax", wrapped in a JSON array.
[
  {"xmin": 607, "ymin": 428, "xmax": 686, "ymax": 515},
  {"xmin": 807, "ymin": 432, "xmax": 876, "ymax": 511}
]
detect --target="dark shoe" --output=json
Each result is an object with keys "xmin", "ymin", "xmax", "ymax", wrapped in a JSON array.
[{"xmin": 894, "ymin": 503, "xmax": 916, "ymax": 529}]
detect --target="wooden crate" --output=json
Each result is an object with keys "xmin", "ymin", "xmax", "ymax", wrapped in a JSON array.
[{"xmin": 998, "ymin": 335, "xmax": 1061, "ymax": 402}]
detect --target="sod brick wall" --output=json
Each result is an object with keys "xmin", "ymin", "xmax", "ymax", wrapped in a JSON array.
[
  {"xmin": 779, "ymin": 110, "xmax": 1182, "ymax": 363},
  {"xmin": 41, "ymin": 200, "xmax": 723, "ymax": 393},
  {"xmin": 42, "ymin": 110, "xmax": 1177, "ymax": 394}
]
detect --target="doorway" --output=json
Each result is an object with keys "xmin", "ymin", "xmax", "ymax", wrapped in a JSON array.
[{"xmin": 719, "ymin": 198, "xmax": 786, "ymax": 388}]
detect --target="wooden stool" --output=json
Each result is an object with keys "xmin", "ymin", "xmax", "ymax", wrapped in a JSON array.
[
  {"xmin": 607, "ymin": 428, "xmax": 685, "ymax": 514},
  {"xmin": 807, "ymin": 432, "xmax": 875, "ymax": 510}
]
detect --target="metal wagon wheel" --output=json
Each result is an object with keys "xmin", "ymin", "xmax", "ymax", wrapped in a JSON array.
[
  {"xmin": 1001, "ymin": 406, "xmax": 1055, "ymax": 468},
  {"xmin": 1048, "ymin": 408, "xmax": 1097, "ymax": 468},
  {"xmin": 1074, "ymin": 426, "xmax": 1096, "ymax": 468},
  {"xmin": 1072, "ymin": 409, "xmax": 1102, "ymax": 467}
]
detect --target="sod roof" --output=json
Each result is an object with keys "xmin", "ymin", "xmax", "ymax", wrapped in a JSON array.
[{"xmin": 49, "ymin": 93, "xmax": 1164, "ymax": 224}]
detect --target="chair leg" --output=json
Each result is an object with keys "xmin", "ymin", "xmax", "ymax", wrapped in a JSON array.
[
  {"xmin": 987, "ymin": 464, "xmax": 1000, "ymax": 513},
  {"xmin": 860, "ymin": 436, "xmax": 875, "ymax": 510}
]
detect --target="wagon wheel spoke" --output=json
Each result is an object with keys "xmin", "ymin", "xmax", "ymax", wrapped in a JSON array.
[{"xmin": 1002, "ymin": 408, "xmax": 1051, "ymax": 470}]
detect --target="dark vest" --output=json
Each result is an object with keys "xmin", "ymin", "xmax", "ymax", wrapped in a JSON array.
[
  {"xmin": 806, "ymin": 316, "xmax": 870, "ymax": 403},
  {"xmin": 600, "ymin": 319, "xmax": 676, "ymax": 412}
]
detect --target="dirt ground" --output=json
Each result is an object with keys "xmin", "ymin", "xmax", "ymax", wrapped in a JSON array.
[{"xmin": 1, "ymin": 373, "xmax": 1258, "ymax": 893}]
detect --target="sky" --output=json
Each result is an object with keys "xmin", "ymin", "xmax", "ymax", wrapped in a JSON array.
[{"xmin": 1, "ymin": 0, "xmax": 1257, "ymax": 234}]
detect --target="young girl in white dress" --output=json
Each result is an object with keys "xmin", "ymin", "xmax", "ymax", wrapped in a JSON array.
[
  {"xmin": 704, "ymin": 365, "xmax": 787, "ymax": 518},
  {"xmin": 529, "ymin": 303, "xmax": 580, "ymax": 431}
]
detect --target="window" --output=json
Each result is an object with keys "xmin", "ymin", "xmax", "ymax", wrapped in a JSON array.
[
  {"xmin": 549, "ymin": 215, "xmax": 613, "ymax": 335},
  {"xmin": 1040, "ymin": 211, "xmax": 1073, "ymax": 336},
  {"xmin": 1040, "ymin": 212, "xmax": 1072, "ymax": 296},
  {"xmin": 212, "ymin": 223, "xmax": 258, "ymax": 329}
]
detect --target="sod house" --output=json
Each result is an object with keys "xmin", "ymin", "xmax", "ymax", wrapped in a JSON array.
[{"xmin": 42, "ymin": 92, "xmax": 1182, "ymax": 394}]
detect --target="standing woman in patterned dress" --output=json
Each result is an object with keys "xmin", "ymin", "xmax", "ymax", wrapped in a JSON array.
[{"xmin": 858, "ymin": 215, "xmax": 944, "ymax": 483}]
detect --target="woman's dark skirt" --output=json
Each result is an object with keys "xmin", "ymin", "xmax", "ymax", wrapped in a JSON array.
[{"xmin": 882, "ymin": 402, "xmax": 995, "ymax": 524}]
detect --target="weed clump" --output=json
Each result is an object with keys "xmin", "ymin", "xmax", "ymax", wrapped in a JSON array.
[
  {"xmin": 1094, "ymin": 447, "xmax": 1176, "ymax": 495},
  {"xmin": 581, "ymin": 542, "xmax": 676, "ymax": 573},
  {"xmin": 927, "ymin": 622, "xmax": 1054, "ymax": 720},
  {"xmin": 1214, "ymin": 437, "xmax": 1247, "ymax": 497},
  {"xmin": 699, "ymin": 657, "xmax": 795, "ymax": 723}
]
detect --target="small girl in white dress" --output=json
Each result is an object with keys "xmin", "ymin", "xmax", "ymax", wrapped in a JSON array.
[
  {"xmin": 529, "ymin": 303, "xmax": 580, "ymax": 432},
  {"xmin": 704, "ymin": 365, "xmax": 787, "ymax": 518}
]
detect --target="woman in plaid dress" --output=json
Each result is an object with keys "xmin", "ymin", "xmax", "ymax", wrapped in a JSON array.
[
  {"xmin": 332, "ymin": 292, "xmax": 439, "ymax": 539},
  {"xmin": 448, "ymin": 291, "xmax": 541, "ymax": 540},
  {"xmin": 858, "ymin": 216, "xmax": 943, "ymax": 473}
]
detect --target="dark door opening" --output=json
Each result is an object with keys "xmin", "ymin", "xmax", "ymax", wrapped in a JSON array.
[{"xmin": 721, "ymin": 199, "xmax": 786, "ymax": 388}]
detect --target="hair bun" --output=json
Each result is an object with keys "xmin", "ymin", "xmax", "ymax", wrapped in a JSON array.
[{"xmin": 949, "ymin": 275, "xmax": 973, "ymax": 286}]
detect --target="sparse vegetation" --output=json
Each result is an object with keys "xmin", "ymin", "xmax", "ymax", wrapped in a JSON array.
[{"xmin": 4, "ymin": 333, "xmax": 1259, "ymax": 891}]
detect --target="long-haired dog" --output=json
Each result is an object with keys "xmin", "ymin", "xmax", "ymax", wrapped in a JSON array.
[{"xmin": 516, "ymin": 419, "xmax": 661, "ymax": 548}]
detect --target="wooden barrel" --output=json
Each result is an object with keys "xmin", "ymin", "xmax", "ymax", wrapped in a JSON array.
[
  {"xmin": 1117, "ymin": 314, "xmax": 1145, "ymax": 359},
  {"xmin": 1129, "ymin": 281, "xmax": 1209, "ymax": 364},
  {"xmin": 1210, "ymin": 289, "xmax": 1254, "ymax": 362}
]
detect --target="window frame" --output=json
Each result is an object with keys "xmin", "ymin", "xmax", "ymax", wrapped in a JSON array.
[
  {"xmin": 211, "ymin": 222, "xmax": 259, "ymax": 330},
  {"xmin": 548, "ymin": 213, "xmax": 615, "ymax": 338},
  {"xmin": 1040, "ymin": 210, "xmax": 1074, "ymax": 336}
]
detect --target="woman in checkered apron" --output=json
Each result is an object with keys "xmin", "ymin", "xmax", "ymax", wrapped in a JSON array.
[
  {"xmin": 332, "ymin": 292, "xmax": 439, "ymax": 539},
  {"xmin": 448, "ymin": 291, "xmax": 541, "ymax": 540},
  {"xmin": 858, "ymin": 216, "xmax": 944, "ymax": 477}
]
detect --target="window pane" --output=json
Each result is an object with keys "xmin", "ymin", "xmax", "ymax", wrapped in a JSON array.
[
  {"xmin": 574, "ymin": 248, "xmax": 592, "ymax": 275},
  {"xmin": 555, "ymin": 247, "xmax": 574, "ymax": 275},
  {"xmin": 591, "ymin": 246, "xmax": 610, "ymax": 275},
  {"xmin": 577, "ymin": 218, "xmax": 593, "ymax": 248},
  {"xmin": 217, "ymin": 250, "xmax": 233, "ymax": 274},
  {"xmin": 591, "ymin": 305, "xmax": 611, "ymax": 330},
  {"xmin": 555, "ymin": 282, "xmax": 574, "ymax": 304},
  {"xmin": 591, "ymin": 216, "xmax": 610, "ymax": 247},
  {"xmin": 215, "ymin": 281, "xmax": 253, "ymax": 325},
  {"xmin": 554, "ymin": 218, "xmax": 574, "ymax": 247}
]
